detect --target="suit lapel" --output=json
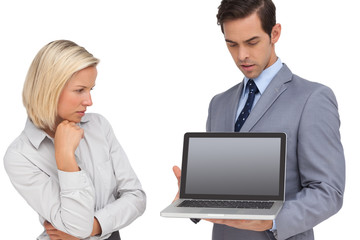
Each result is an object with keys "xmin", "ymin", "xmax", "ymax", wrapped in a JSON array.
[{"xmin": 240, "ymin": 64, "xmax": 293, "ymax": 132}]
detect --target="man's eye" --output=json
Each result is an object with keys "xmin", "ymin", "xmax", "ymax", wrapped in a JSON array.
[
  {"xmin": 227, "ymin": 43, "xmax": 237, "ymax": 48},
  {"xmin": 248, "ymin": 41, "xmax": 258, "ymax": 46}
]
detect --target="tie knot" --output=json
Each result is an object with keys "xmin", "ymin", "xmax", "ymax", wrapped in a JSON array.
[{"xmin": 247, "ymin": 79, "xmax": 258, "ymax": 94}]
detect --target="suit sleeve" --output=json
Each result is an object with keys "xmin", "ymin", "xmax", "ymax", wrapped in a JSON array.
[
  {"xmin": 276, "ymin": 86, "xmax": 345, "ymax": 239},
  {"xmin": 94, "ymin": 117, "xmax": 146, "ymax": 237},
  {"xmin": 206, "ymin": 96, "xmax": 215, "ymax": 132}
]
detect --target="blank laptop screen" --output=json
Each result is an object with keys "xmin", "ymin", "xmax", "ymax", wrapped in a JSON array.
[{"xmin": 181, "ymin": 133, "xmax": 285, "ymax": 199}]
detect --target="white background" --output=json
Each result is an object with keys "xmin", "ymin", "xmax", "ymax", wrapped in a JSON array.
[{"xmin": 0, "ymin": 0, "xmax": 359, "ymax": 239}]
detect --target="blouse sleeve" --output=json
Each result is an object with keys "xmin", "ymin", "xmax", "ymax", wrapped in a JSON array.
[
  {"xmin": 4, "ymin": 148, "xmax": 96, "ymax": 239},
  {"xmin": 93, "ymin": 117, "xmax": 146, "ymax": 237}
]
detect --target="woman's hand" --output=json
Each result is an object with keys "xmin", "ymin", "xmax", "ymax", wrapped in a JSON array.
[
  {"xmin": 44, "ymin": 218, "xmax": 101, "ymax": 240},
  {"xmin": 91, "ymin": 217, "xmax": 102, "ymax": 236},
  {"xmin": 44, "ymin": 221, "xmax": 80, "ymax": 240},
  {"xmin": 54, "ymin": 120, "xmax": 83, "ymax": 172}
]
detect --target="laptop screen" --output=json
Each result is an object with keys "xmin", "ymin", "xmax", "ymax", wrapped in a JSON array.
[{"xmin": 180, "ymin": 132, "xmax": 286, "ymax": 201}]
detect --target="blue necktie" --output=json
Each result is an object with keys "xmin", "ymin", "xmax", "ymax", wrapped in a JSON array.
[{"xmin": 234, "ymin": 79, "xmax": 259, "ymax": 132}]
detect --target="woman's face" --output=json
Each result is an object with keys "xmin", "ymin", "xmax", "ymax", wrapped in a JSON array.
[{"xmin": 57, "ymin": 66, "xmax": 97, "ymax": 124}]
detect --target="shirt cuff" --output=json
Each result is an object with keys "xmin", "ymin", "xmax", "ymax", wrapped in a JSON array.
[
  {"xmin": 270, "ymin": 219, "xmax": 278, "ymax": 239},
  {"xmin": 58, "ymin": 170, "xmax": 92, "ymax": 191},
  {"xmin": 94, "ymin": 208, "xmax": 113, "ymax": 238},
  {"xmin": 270, "ymin": 219, "xmax": 277, "ymax": 231}
]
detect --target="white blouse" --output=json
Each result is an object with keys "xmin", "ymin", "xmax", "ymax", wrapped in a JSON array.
[{"xmin": 4, "ymin": 113, "xmax": 146, "ymax": 239}]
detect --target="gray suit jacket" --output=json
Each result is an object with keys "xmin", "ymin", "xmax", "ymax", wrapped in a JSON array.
[{"xmin": 206, "ymin": 64, "xmax": 345, "ymax": 240}]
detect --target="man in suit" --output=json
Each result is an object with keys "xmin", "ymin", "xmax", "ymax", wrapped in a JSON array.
[{"xmin": 172, "ymin": 0, "xmax": 345, "ymax": 239}]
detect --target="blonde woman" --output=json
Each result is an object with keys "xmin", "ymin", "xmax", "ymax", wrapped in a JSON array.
[{"xmin": 4, "ymin": 40, "xmax": 146, "ymax": 240}]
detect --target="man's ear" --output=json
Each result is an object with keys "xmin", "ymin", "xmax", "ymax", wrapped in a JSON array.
[{"xmin": 271, "ymin": 23, "xmax": 281, "ymax": 44}]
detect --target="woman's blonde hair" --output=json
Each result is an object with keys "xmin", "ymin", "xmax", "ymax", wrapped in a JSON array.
[{"xmin": 23, "ymin": 40, "xmax": 99, "ymax": 131}]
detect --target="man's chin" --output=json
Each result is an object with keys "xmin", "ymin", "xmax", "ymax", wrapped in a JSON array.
[{"xmin": 238, "ymin": 67, "xmax": 261, "ymax": 79}]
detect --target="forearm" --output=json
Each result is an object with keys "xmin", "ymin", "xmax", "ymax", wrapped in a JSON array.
[
  {"xmin": 55, "ymin": 152, "xmax": 80, "ymax": 172},
  {"xmin": 94, "ymin": 189, "xmax": 146, "ymax": 237},
  {"xmin": 101, "ymin": 116, "xmax": 146, "ymax": 236},
  {"xmin": 55, "ymin": 170, "xmax": 96, "ymax": 238},
  {"xmin": 276, "ymin": 183, "xmax": 343, "ymax": 239},
  {"xmin": 5, "ymin": 149, "xmax": 96, "ymax": 238}
]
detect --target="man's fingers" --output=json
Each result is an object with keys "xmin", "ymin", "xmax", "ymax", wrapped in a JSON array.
[
  {"xmin": 172, "ymin": 165, "xmax": 181, "ymax": 179},
  {"xmin": 172, "ymin": 165, "xmax": 181, "ymax": 203}
]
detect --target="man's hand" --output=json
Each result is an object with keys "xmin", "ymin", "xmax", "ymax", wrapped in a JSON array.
[
  {"xmin": 206, "ymin": 219, "xmax": 273, "ymax": 232},
  {"xmin": 172, "ymin": 166, "xmax": 272, "ymax": 232},
  {"xmin": 44, "ymin": 221, "xmax": 80, "ymax": 240},
  {"xmin": 172, "ymin": 165, "xmax": 181, "ymax": 202}
]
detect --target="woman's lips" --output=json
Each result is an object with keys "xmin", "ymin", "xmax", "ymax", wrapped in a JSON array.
[{"xmin": 76, "ymin": 111, "xmax": 86, "ymax": 116}]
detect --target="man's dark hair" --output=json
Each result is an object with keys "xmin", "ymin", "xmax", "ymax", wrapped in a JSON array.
[{"xmin": 217, "ymin": 0, "xmax": 276, "ymax": 38}]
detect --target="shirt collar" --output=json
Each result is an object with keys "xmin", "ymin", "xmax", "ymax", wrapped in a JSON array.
[
  {"xmin": 24, "ymin": 115, "xmax": 91, "ymax": 150},
  {"xmin": 24, "ymin": 118, "xmax": 50, "ymax": 149},
  {"xmin": 243, "ymin": 57, "xmax": 283, "ymax": 95}
]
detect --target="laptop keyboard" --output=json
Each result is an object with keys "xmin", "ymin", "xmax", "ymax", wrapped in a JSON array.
[{"xmin": 178, "ymin": 200, "xmax": 274, "ymax": 209}]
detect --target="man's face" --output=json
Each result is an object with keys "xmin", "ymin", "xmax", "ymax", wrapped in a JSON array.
[{"xmin": 223, "ymin": 13, "xmax": 280, "ymax": 79}]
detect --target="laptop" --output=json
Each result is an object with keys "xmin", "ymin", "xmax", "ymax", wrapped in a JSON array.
[{"xmin": 161, "ymin": 132, "xmax": 286, "ymax": 220}]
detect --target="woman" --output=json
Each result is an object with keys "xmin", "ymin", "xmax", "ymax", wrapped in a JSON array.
[{"xmin": 4, "ymin": 40, "xmax": 146, "ymax": 240}]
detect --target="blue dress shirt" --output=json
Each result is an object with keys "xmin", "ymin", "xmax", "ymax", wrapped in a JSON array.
[{"xmin": 236, "ymin": 58, "xmax": 283, "ymax": 120}]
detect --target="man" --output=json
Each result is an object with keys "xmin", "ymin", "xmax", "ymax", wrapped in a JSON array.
[{"xmin": 173, "ymin": 0, "xmax": 345, "ymax": 239}]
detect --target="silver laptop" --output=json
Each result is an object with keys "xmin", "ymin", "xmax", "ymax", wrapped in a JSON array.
[{"xmin": 161, "ymin": 132, "xmax": 286, "ymax": 220}]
